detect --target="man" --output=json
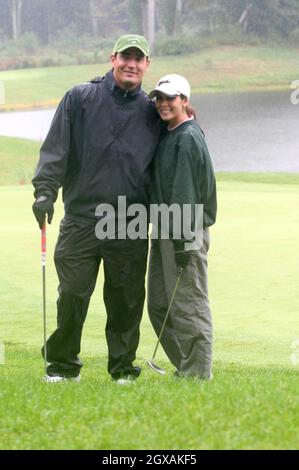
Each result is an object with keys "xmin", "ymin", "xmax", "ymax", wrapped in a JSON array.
[{"xmin": 32, "ymin": 34, "xmax": 161, "ymax": 384}]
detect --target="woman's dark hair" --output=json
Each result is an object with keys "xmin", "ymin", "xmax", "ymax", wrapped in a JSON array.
[
  {"xmin": 180, "ymin": 94, "xmax": 197, "ymax": 120},
  {"xmin": 186, "ymin": 104, "xmax": 197, "ymax": 120}
]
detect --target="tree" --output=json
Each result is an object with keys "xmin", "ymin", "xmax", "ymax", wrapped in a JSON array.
[
  {"xmin": 174, "ymin": 0, "xmax": 183, "ymax": 35},
  {"xmin": 128, "ymin": 0, "xmax": 144, "ymax": 34},
  {"xmin": 86, "ymin": 0, "xmax": 129, "ymax": 38},
  {"xmin": 147, "ymin": 0, "xmax": 156, "ymax": 47},
  {"xmin": 89, "ymin": 0, "xmax": 99, "ymax": 35},
  {"xmin": 158, "ymin": 0, "xmax": 176, "ymax": 36},
  {"xmin": 238, "ymin": 2, "xmax": 252, "ymax": 32},
  {"xmin": 1, "ymin": 0, "xmax": 299, "ymax": 48},
  {"xmin": 10, "ymin": 0, "xmax": 24, "ymax": 40},
  {"xmin": 237, "ymin": 0, "xmax": 299, "ymax": 38}
]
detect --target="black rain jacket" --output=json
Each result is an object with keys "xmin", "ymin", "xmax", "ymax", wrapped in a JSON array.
[{"xmin": 32, "ymin": 70, "xmax": 161, "ymax": 223}]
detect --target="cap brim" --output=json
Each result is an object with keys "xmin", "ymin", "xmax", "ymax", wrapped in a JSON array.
[
  {"xmin": 149, "ymin": 89, "xmax": 178, "ymax": 100},
  {"xmin": 116, "ymin": 45, "xmax": 148, "ymax": 56}
]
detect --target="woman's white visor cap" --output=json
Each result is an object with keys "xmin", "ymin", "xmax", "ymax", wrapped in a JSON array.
[{"xmin": 149, "ymin": 74, "xmax": 191, "ymax": 100}]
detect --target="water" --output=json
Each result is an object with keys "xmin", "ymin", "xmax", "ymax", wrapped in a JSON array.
[
  {"xmin": 0, "ymin": 108, "xmax": 56, "ymax": 142},
  {"xmin": 0, "ymin": 90, "xmax": 298, "ymax": 172},
  {"xmin": 194, "ymin": 91, "xmax": 299, "ymax": 173}
]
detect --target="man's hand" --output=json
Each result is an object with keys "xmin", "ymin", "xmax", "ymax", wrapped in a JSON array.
[
  {"xmin": 174, "ymin": 250, "xmax": 191, "ymax": 269},
  {"xmin": 32, "ymin": 195, "xmax": 54, "ymax": 229}
]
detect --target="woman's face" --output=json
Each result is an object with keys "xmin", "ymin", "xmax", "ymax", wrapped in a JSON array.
[{"xmin": 155, "ymin": 93, "xmax": 188, "ymax": 127}]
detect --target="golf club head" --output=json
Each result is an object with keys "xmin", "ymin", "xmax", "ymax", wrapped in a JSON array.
[{"xmin": 146, "ymin": 360, "xmax": 165, "ymax": 375}]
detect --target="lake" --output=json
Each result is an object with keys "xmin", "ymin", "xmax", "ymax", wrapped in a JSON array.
[{"xmin": 0, "ymin": 90, "xmax": 298, "ymax": 172}]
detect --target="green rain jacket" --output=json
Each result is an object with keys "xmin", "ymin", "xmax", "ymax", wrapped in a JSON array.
[{"xmin": 150, "ymin": 119, "xmax": 217, "ymax": 250}]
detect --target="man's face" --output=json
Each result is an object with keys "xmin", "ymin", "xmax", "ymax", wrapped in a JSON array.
[{"xmin": 111, "ymin": 47, "xmax": 150, "ymax": 90}]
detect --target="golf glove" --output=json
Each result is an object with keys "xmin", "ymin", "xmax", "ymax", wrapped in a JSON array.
[
  {"xmin": 174, "ymin": 250, "xmax": 191, "ymax": 269},
  {"xmin": 32, "ymin": 195, "xmax": 54, "ymax": 229}
]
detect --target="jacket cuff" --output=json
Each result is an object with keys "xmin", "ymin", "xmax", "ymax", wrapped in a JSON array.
[{"xmin": 34, "ymin": 189, "xmax": 55, "ymax": 202}]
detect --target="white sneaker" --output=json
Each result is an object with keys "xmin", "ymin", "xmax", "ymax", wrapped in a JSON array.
[{"xmin": 43, "ymin": 374, "xmax": 81, "ymax": 383}]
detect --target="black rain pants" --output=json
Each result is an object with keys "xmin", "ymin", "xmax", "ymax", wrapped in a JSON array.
[{"xmin": 43, "ymin": 217, "xmax": 148, "ymax": 379}]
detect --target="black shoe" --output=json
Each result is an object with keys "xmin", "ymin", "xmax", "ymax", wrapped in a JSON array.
[
  {"xmin": 174, "ymin": 370, "xmax": 183, "ymax": 379},
  {"xmin": 112, "ymin": 365, "xmax": 141, "ymax": 381}
]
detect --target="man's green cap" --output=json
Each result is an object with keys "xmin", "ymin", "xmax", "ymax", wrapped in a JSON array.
[{"xmin": 113, "ymin": 34, "xmax": 150, "ymax": 57}]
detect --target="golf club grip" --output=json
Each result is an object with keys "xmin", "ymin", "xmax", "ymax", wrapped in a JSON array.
[{"xmin": 41, "ymin": 223, "xmax": 46, "ymax": 266}]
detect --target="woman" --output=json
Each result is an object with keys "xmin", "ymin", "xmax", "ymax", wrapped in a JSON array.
[{"xmin": 148, "ymin": 74, "xmax": 217, "ymax": 380}]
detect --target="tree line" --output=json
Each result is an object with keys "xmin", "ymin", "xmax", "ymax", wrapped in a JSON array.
[{"xmin": 0, "ymin": 0, "xmax": 299, "ymax": 48}]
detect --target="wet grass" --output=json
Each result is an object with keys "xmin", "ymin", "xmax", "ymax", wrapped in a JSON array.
[
  {"xmin": 0, "ymin": 45, "xmax": 298, "ymax": 110},
  {"xmin": 216, "ymin": 172, "xmax": 299, "ymax": 185},
  {"xmin": 1, "ymin": 134, "xmax": 299, "ymax": 188},
  {"xmin": 0, "ymin": 135, "xmax": 40, "ymax": 185},
  {"xmin": 0, "ymin": 179, "xmax": 298, "ymax": 449},
  {"xmin": 1, "ymin": 347, "xmax": 298, "ymax": 450}
]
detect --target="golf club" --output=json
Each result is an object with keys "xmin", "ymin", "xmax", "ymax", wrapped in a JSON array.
[
  {"xmin": 147, "ymin": 267, "xmax": 183, "ymax": 375},
  {"xmin": 41, "ymin": 222, "xmax": 47, "ymax": 375}
]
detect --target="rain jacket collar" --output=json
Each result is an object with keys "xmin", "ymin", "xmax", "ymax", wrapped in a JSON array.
[{"xmin": 106, "ymin": 70, "xmax": 142, "ymax": 99}]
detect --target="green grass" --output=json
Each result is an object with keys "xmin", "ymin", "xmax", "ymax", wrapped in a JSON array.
[
  {"xmin": 0, "ymin": 136, "xmax": 40, "ymax": 185},
  {"xmin": 0, "ymin": 45, "xmax": 298, "ymax": 110},
  {"xmin": 0, "ymin": 178, "xmax": 298, "ymax": 449},
  {"xmin": 216, "ymin": 172, "xmax": 299, "ymax": 185},
  {"xmin": 2, "ymin": 134, "xmax": 299, "ymax": 188},
  {"xmin": 1, "ymin": 349, "xmax": 298, "ymax": 450}
]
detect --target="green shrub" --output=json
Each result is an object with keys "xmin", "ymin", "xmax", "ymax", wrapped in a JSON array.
[
  {"xmin": 154, "ymin": 34, "xmax": 201, "ymax": 56},
  {"xmin": 199, "ymin": 25, "xmax": 263, "ymax": 48},
  {"xmin": 289, "ymin": 28, "xmax": 299, "ymax": 45},
  {"xmin": 51, "ymin": 25, "xmax": 86, "ymax": 50},
  {"xmin": 17, "ymin": 32, "xmax": 40, "ymax": 54},
  {"xmin": 76, "ymin": 52, "xmax": 96, "ymax": 65},
  {"xmin": 19, "ymin": 57, "xmax": 38, "ymax": 69},
  {"xmin": 2, "ymin": 41, "xmax": 19, "ymax": 56},
  {"xmin": 94, "ymin": 48, "xmax": 114, "ymax": 63}
]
